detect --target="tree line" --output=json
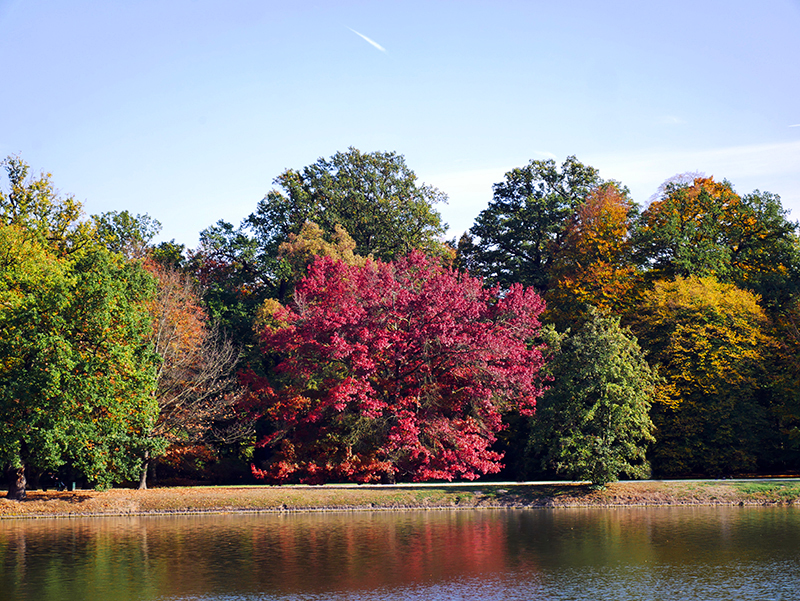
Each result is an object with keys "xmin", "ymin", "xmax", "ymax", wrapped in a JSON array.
[{"xmin": 2, "ymin": 148, "xmax": 798, "ymax": 497}]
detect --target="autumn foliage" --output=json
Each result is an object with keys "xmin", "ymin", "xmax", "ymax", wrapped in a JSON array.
[
  {"xmin": 632, "ymin": 276, "xmax": 772, "ymax": 476},
  {"xmin": 139, "ymin": 259, "xmax": 241, "ymax": 488},
  {"xmin": 636, "ymin": 176, "xmax": 798, "ymax": 302},
  {"xmin": 244, "ymin": 252, "xmax": 548, "ymax": 484},
  {"xmin": 5, "ymin": 150, "xmax": 800, "ymax": 493},
  {"xmin": 546, "ymin": 184, "xmax": 640, "ymax": 325}
]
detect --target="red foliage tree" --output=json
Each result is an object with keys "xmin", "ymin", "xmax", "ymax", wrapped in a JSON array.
[{"xmin": 243, "ymin": 251, "xmax": 548, "ymax": 483}]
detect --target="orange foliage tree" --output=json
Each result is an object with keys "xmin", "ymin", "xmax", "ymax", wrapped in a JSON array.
[
  {"xmin": 546, "ymin": 184, "xmax": 640, "ymax": 327},
  {"xmin": 140, "ymin": 259, "xmax": 241, "ymax": 488}
]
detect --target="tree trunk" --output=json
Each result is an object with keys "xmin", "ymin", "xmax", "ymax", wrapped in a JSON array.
[
  {"xmin": 5, "ymin": 463, "xmax": 27, "ymax": 500},
  {"xmin": 138, "ymin": 452, "xmax": 150, "ymax": 490}
]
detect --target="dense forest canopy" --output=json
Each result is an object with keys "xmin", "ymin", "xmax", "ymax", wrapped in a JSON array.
[{"xmin": 2, "ymin": 150, "xmax": 799, "ymax": 495}]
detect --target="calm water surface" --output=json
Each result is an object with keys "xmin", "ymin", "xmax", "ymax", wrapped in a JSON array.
[{"xmin": 1, "ymin": 507, "xmax": 798, "ymax": 600}]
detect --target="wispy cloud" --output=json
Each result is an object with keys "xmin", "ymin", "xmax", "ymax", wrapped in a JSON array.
[
  {"xmin": 790, "ymin": 124, "xmax": 800, "ymax": 128},
  {"xmin": 348, "ymin": 28, "xmax": 386, "ymax": 52},
  {"xmin": 658, "ymin": 115, "xmax": 684, "ymax": 125}
]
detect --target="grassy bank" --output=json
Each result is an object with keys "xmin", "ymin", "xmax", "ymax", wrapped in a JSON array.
[{"xmin": 2, "ymin": 479, "xmax": 800, "ymax": 518}]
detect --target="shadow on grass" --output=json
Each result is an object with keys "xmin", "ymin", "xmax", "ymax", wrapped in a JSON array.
[
  {"xmin": 3, "ymin": 491, "xmax": 94, "ymax": 504},
  {"xmin": 367, "ymin": 483, "xmax": 599, "ymax": 506},
  {"xmin": 488, "ymin": 484, "xmax": 599, "ymax": 505}
]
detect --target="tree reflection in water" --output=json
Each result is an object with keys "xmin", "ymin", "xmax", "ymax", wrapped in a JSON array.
[{"xmin": 1, "ymin": 507, "xmax": 799, "ymax": 600}]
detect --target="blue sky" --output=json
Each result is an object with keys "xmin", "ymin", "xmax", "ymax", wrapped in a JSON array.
[{"xmin": 2, "ymin": 0, "xmax": 799, "ymax": 247}]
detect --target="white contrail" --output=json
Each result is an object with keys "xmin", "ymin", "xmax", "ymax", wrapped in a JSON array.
[
  {"xmin": 790, "ymin": 124, "xmax": 800, "ymax": 127},
  {"xmin": 348, "ymin": 28, "xmax": 386, "ymax": 52}
]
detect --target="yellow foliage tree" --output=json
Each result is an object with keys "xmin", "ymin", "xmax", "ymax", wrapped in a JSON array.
[
  {"xmin": 279, "ymin": 221, "xmax": 367, "ymax": 280},
  {"xmin": 633, "ymin": 276, "xmax": 772, "ymax": 476},
  {"xmin": 254, "ymin": 221, "xmax": 370, "ymax": 323},
  {"xmin": 0, "ymin": 156, "xmax": 92, "ymax": 256}
]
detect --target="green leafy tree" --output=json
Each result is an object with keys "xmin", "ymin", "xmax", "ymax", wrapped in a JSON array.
[
  {"xmin": 462, "ymin": 156, "xmax": 604, "ymax": 290},
  {"xmin": 528, "ymin": 310, "xmax": 657, "ymax": 485},
  {"xmin": 150, "ymin": 240, "xmax": 187, "ymax": 269},
  {"xmin": 0, "ymin": 225, "xmax": 159, "ymax": 498},
  {"xmin": 632, "ymin": 276, "xmax": 772, "ymax": 477},
  {"xmin": 92, "ymin": 210, "xmax": 162, "ymax": 259},
  {"xmin": 249, "ymin": 147, "xmax": 448, "ymax": 261},
  {"xmin": 189, "ymin": 220, "xmax": 281, "ymax": 357},
  {"xmin": 191, "ymin": 148, "xmax": 448, "ymax": 360},
  {"xmin": 766, "ymin": 299, "xmax": 800, "ymax": 470},
  {"xmin": 0, "ymin": 155, "xmax": 91, "ymax": 254}
]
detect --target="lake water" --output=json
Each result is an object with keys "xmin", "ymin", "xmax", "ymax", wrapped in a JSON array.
[{"xmin": 1, "ymin": 507, "xmax": 798, "ymax": 600}]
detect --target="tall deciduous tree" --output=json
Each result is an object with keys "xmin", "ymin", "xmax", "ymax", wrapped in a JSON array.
[
  {"xmin": 0, "ymin": 155, "xmax": 91, "ymax": 254},
  {"xmin": 0, "ymin": 225, "xmax": 159, "ymax": 498},
  {"xmin": 767, "ymin": 299, "xmax": 800, "ymax": 470},
  {"xmin": 138, "ymin": 259, "xmax": 242, "ymax": 489},
  {"xmin": 244, "ymin": 252, "xmax": 548, "ymax": 484},
  {"xmin": 189, "ymin": 219, "xmax": 279, "ymax": 349},
  {"xmin": 632, "ymin": 276, "xmax": 772, "ymax": 477},
  {"xmin": 249, "ymin": 147, "xmax": 448, "ymax": 261},
  {"xmin": 635, "ymin": 176, "xmax": 800, "ymax": 309},
  {"xmin": 528, "ymin": 310, "xmax": 656, "ymax": 485},
  {"xmin": 463, "ymin": 156, "xmax": 604, "ymax": 291},
  {"xmin": 92, "ymin": 210, "xmax": 162, "ymax": 259},
  {"xmin": 546, "ymin": 184, "xmax": 640, "ymax": 328},
  {"xmin": 191, "ymin": 149, "xmax": 449, "ymax": 360}
]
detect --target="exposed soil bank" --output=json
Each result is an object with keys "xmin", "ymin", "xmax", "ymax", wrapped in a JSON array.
[{"xmin": 2, "ymin": 480, "xmax": 799, "ymax": 518}]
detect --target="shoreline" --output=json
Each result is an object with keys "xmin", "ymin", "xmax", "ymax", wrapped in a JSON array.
[{"xmin": 2, "ymin": 479, "xmax": 799, "ymax": 519}]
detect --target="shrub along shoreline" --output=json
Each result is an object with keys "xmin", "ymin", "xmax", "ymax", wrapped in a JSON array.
[{"xmin": 2, "ymin": 480, "xmax": 799, "ymax": 518}]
